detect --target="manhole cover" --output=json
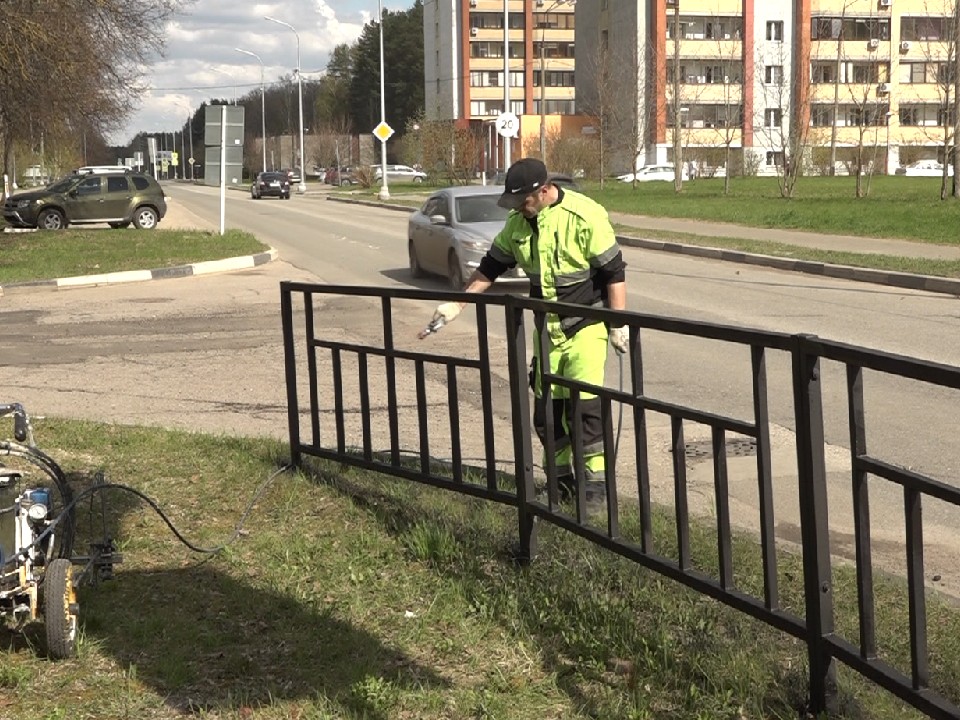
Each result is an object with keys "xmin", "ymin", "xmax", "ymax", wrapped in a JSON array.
[{"xmin": 679, "ymin": 437, "xmax": 757, "ymax": 461}]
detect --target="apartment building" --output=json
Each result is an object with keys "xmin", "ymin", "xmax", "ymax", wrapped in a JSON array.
[
  {"xmin": 423, "ymin": 0, "xmax": 579, "ymax": 166},
  {"xmin": 576, "ymin": 0, "xmax": 959, "ymax": 176}
]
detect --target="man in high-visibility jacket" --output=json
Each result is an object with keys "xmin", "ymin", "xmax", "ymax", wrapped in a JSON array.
[{"xmin": 427, "ymin": 158, "xmax": 629, "ymax": 509}]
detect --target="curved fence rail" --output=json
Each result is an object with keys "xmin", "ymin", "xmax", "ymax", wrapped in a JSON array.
[{"xmin": 280, "ymin": 281, "xmax": 960, "ymax": 718}]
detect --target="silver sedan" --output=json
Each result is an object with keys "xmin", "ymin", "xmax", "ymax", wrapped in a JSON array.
[{"xmin": 407, "ymin": 185, "xmax": 526, "ymax": 288}]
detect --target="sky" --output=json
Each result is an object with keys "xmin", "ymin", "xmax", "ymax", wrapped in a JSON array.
[{"xmin": 111, "ymin": 0, "xmax": 409, "ymax": 145}]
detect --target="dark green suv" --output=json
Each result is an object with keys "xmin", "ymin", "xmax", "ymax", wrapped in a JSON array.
[{"xmin": 2, "ymin": 170, "xmax": 167, "ymax": 230}]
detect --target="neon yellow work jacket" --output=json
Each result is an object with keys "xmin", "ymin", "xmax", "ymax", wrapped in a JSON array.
[{"xmin": 488, "ymin": 188, "xmax": 621, "ymax": 342}]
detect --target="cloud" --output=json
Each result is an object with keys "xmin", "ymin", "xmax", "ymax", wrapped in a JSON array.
[{"xmin": 110, "ymin": 0, "xmax": 386, "ymax": 144}]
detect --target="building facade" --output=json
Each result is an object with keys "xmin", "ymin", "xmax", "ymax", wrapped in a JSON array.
[
  {"xmin": 576, "ymin": 0, "xmax": 960, "ymax": 176},
  {"xmin": 423, "ymin": 0, "xmax": 579, "ymax": 167}
]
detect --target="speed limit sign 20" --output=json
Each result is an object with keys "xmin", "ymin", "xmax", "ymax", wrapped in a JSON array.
[{"xmin": 496, "ymin": 111, "xmax": 519, "ymax": 138}]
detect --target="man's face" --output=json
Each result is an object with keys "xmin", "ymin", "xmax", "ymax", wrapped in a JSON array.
[{"xmin": 518, "ymin": 185, "xmax": 548, "ymax": 218}]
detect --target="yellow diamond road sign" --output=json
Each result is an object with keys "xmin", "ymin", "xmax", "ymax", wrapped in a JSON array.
[{"xmin": 373, "ymin": 121, "xmax": 395, "ymax": 143}]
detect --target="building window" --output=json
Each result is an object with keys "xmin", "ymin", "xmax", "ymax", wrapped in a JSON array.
[
  {"xmin": 534, "ymin": 12, "xmax": 575, "ymax": 31},
  {"xmin": 899, "ymin": 106, "xmax": 920, "ymax": 126},
  {"xmin": 533, "ymin": 70, "xmax": 575, "ymax": 87},
  {"xmin": 764, "ymin": 108, "xmax": 782, "ymax": 127},
  {"xmin": 811, "ymin": 107, "xmax": 833, "ymax": 126},
  {"xmin": 766, "ymin": 151, "xmax": 784, "ymax": 166},
  {"xmin": 901, "ymin": 16, "xmax": 950, "ymax": 41},
  {"xmin": 811, "ymin": 63, "xmax": 836, "ymax": 83},
  {"xmin": 811, "ymin": 17, "xmax": 890, "ymax": 41},
  {"xmin": 533, "ymin": 99, "xmax": 576, "ymax": 115},
  {"xmin": 764, "ymin": 65, "xmax": 783, "ymax": 84},
  {"xmin": 766, "ymin": 21, "xmax": 783, "ymax": 41}
]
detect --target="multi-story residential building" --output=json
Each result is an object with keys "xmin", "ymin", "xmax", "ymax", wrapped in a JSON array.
[
  {"xmin": 423, "ymin": 0, "xmax": 580, "ymax": 168},
  {"xmin": 576, "ymin": 0, "xmax": 960, "ymax": 176}
]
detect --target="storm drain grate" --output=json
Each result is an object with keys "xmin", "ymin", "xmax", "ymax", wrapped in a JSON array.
[{"xmin": 680, "ymin": 437, "xmax": 758, "ymax": 460}]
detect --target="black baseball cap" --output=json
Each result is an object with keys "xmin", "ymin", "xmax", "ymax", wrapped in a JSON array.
[{"xmin": 497, "ymin": 158, "xmax": 548, "ymax": 210}]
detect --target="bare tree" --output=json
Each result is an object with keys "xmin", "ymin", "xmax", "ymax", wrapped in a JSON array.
[
  {"xmin": 755, "ymin": 41, "xmax": 807, "ymax": 197},
  {"xmin": 0, "ymin": 0, "xmax": 188, "ymax": 187}
]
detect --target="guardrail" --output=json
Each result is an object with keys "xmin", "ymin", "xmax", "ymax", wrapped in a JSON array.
[{"xmin": 280, "ymin": 281, "xmax": 960, "ymax": 718}]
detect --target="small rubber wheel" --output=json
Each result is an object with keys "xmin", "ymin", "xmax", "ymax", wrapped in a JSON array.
[
  {"xmin": 409, "ymin": 240, "xmax": 425, "ymax": 278},
  {"xmin": 45, "ymin": 558, "xmax": 78, "ymax": 659}
]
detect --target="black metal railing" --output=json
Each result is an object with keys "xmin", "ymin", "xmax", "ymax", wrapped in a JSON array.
[{"xmin": 280, "ymin": 281, "xmax": 960, "ymax": 719}]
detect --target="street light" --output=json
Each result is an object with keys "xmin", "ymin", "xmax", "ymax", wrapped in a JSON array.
[
  {"xmin": 537, "ymin": 0, "xmax": 576, "ymax": 162},
  {"xmin": 265, "ymin": 15, "xmax": 307, "ymax": 193},
  {"xmin": 377, "ymin": 0, "xmax": 390, "ymax": 201},
  {"xmin": 236, "ymin": 47, "xmax": 267, "ymax": 174}
]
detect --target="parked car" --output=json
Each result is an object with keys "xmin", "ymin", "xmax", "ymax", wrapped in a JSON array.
[
  {"xmin": 618, "ymin": 164, "xmax": 688, "ymax": 183},
  {"xmin": 407, "ymin": 185, "xmax": 527, "ymax": 288},
  {"xmin": 281, "ymin": 167, "xmax": 302, "ymax": 184},
  {"xmin": 895, "ymin": 160, "xmax": 954, "ymax": 177},
  {"xmin": 250, "ymin": 171, "xmax": 291, "ymax": 200},
  {"xmin": 3, "ymin": 170, "xmax": 166, "ymax": 230},
  {"xmin": 325, "ymin": 167, "xmax": 358, "ymax": 186},
  {"xmin": 374, "ymin": 164, "xmax": 427, "ymax": 184}
]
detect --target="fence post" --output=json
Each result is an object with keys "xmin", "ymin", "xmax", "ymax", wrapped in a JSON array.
[
  {"xmin": 280, "ymin": 283, "xmax": 301, "ymax": 469},
  {"xmin": 505, "ymin": 297, "xmax": 538, "ymax": 563},
  {"xmin": 792, "ymin": 334, "xmax": 838, "ymax": 714}
]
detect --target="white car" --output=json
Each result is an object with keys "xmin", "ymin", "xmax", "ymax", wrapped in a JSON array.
[
  {"xmin": 374, "ymin": 164, "xmax": 427, "ymax": 183},
  {"xmin": 618, "ymin": 164, "xmax": 688, "ymax": 183},
  {"xmin": 895, "ymin": 160, "xmax": 954, "ymax": 177}
]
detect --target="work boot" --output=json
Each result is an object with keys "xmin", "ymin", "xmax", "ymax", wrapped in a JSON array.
[
  {"xmin": 583, "ymin": 480, "xmax": 607, "ymax": 516},
  {"xmin": 556, "ymin": 473, "xmax": 576, "ymax": 502}
]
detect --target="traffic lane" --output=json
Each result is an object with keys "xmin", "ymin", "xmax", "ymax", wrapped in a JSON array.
[{"xmin": 165, "ymin": 184, "xmax": 413, "ymax": 287}]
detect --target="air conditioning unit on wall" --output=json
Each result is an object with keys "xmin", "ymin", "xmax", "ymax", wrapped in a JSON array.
[
  {"xmin": 878, "ymin": 82, "xmax": 890, "ymax": 94},
  {"xmin": 470, "ymin": 27, "xmax": 478, "ymax": 36},
  {"xmin": 879, "ymin": 0, "xmax": 892, "ymax": 7},
  {"xmin": 470, "ymin": 0, "xmax": 477, "ymax": 5},
  {"xmin": 868, "ymin": 38, "xmax": 880, "ymax": 49},
  {"xmin": 900, "ymin": 40, "xmax": 911, "ymax": 51}
]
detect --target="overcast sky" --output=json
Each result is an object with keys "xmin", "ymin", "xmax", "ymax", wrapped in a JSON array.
[{"xmin": 112, "ymin": 0, "xmax": 409, "ymax": 145}]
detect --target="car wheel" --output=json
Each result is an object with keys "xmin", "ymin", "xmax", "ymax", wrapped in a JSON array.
[
  {"xmin": 251, "ymin": 190, "xmax": 257, "ymax": 199},
  {"xmin": 340, "ymin": 179, "xmax": 350, "ymax": 187},
  {"xmin": 37, "ymin": 208, "xmax": 66, "ymax": 230},
  {"xmin": 447, "ymin": 250, "xmax": 464, "ymax": 289},
  {"xmin": 409, "ymin": 240, "xmax": 425, "ymax": 279},
  {"xmin": 133, "ymin": 206, "xmax": 158, "ymax": 230},
  {"xmin": 413, "ymin": 176, "xmax": 423, "ymax": 184},
  {"xmin": 108, "ymin": 221, "xmax": 130, "ymax": 229}
]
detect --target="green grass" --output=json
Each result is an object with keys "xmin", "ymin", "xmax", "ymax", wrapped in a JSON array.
[
  {"xmin": 2, "ymin": 418, "xmax": 959, "ymax": 719},
  {"xmin": 586, "ymin": 175, "xmax": 960, "ymax": 245},
  {"xmin": 0, "ymin": 228, "xmax": 267, "ymax": 284}
]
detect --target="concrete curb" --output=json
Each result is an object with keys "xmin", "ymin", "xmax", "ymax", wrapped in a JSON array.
[
  {"xmin": 326, "ymin": 194, "xmax": 418, "ymax": 213},
  {"xmin": 0, "ymin": 247, "xmax": 278, "ymax": 297},
  {"xmin": 325, "ymin": 194, "xmax": 960, "ymax": 298}
]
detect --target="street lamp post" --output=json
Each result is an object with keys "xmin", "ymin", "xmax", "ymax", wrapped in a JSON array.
[
  {"xmin": 377, "ymin": 0, "xmax": 390, "ymax": 201},
  {"xmin": 265, "ymin": 15, "xmax": 307, "ymax": 194},
  {"xmin": 503, "ymin": 0, "xmax": 511, "ymax": 170},
  {"xmin": 537, "ymin": 0, "xmax": 576, "ymax": 162},
  {"xmin": 236, "ymin": 48, "xmax": 267, "ymax": 174}
]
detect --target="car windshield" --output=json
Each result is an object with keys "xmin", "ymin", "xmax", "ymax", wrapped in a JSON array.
[
  {"xmin": 260, "ymin": 173, "xmax": 285, "ymax": 181},
  {"xmin": 455, "ymin": 195, "xmax": 509, "ymax": 224},
  {"xmin": 47, "ymin": 177, "xmax": 79, "ymax": 193}
]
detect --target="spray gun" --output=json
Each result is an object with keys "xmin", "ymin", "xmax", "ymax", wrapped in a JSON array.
[{"xmin": 417, "ymin": 316, "xmax": 447, "ymax": 340}]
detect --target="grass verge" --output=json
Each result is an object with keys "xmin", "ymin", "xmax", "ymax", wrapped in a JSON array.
[
  {"xmin": 613, "ymin": 226, "xmax": 960, "ymax": 279},
  {"xmin": 2, "ymin": 418, "xmax": 959, "ymax": 719},
  {"xmin": 0, "ymin": 229, "xmax": 267, "ymax": 284}
]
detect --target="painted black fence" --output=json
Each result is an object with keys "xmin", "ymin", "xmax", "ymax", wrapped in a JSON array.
[{"xmin": 280, "ymin": 281, "xmax": 960, "ymax": 718}]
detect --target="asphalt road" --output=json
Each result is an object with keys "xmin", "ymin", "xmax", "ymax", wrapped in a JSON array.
[{"xmin": 2, "ymin": 181, "xmax": 959, "ymax": 594}]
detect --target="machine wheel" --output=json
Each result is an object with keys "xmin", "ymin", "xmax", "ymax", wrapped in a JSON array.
[
  {"xmin": 339, "ymin": 179, "xmax": 350, "ymax": 187},
  {"xmin": 37, "ymin": 208, "xmax": 66, "ymax": 230},
  {"xmin": 447, "ymin": 251, "xmax": 464, "ymax": 289},
  {"xmin": 108, "ymin": 221, "xmax": 130, "ymax": 229},
  {"xmin": 133, "ymin": 206, "xmax": 158, "ymax": 229},
  {"xmin": 408, "ymin": 240, "xmax": 425, "ymax": 278},
  {"xmin": 413, "ymin": 176, "xmax": 424, "ymax": 184},
  {"xmin": 45, "ymin": 559, "xmax": 78, "ymax": 660}
]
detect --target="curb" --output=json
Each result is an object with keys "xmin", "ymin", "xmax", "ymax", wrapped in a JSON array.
[
  {"xmin": 0, "ymin": 247, "xmax": 278, "ymax": 297},
  {"xmin": 326, "ymin": 194, "xmax": 418, "ymax": 213},
  {"xmin": 325, "ymin": 194, "xmax": 960, "ymax": 298}
]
